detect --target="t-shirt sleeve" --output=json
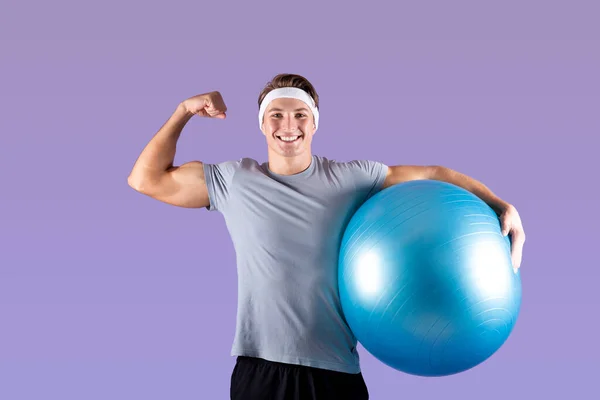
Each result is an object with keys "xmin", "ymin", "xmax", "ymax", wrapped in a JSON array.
[
  {"xmin": 345, "ymin": 159, "xmax": 389, "ymax": 199},
  {"xmin": 202, "ymin": 159, "xmax": 242, "ymax": 212}
]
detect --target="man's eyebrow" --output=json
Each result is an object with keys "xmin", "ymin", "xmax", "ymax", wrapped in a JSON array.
[{"xmin": 268, "ymin": 107, "xmax": 310, "ymax": 112}]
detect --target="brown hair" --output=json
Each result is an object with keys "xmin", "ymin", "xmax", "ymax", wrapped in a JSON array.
[{"xmin": 258, "ymin": 73, "xmax": 320, "ymax": 110}]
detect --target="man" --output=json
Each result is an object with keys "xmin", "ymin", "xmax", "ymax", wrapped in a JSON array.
[{"xmin": 127, "ymin": 73, "xmax": 526, "ymax": 400}]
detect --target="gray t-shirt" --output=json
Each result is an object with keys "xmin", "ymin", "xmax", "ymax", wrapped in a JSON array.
[{"xmin": 203, "ymin": 155, "xmax": 388, "ymax": 373}]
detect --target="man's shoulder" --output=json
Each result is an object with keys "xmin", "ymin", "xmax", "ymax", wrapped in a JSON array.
[
  {"xmin": 203, "ymin": 157, "xmax": 267, "ymax": 186},
  {"xmin": 314, "ymin": 155, "xmax": 385, "ymax": 170},
  {"xmin": 208, "ymin": 157, "xmax": 263, "ymax": 169},
  {"xmin": 237, "ymin": 157, "xmax": 262, "ymax": 169}
]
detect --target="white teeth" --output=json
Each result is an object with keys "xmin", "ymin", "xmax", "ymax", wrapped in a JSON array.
[{"xmin": 279, "ymin": 136, "xmax": 300, "ymax": 142}]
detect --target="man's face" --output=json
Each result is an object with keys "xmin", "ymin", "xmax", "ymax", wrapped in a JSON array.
[{"xmin": 261, "ymin": 97, "xmax": 316, "ymax": 159}]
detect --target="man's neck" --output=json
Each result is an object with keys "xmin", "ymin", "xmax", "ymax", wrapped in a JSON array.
[{"xmin": 267, "ymin": 152, "xmax": 313, "ymax": 176}]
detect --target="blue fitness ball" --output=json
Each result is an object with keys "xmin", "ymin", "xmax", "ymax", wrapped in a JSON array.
[{"xmin": 338, "ymin": 180, "xmax": 522, "ymax": 377}]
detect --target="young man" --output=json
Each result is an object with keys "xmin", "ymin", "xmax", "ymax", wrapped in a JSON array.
[{"xmin": 127, "ymin": 74, "xmax": 526, "ymax": 400}]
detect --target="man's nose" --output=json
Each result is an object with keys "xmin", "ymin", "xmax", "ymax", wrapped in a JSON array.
[{"xmin": 281, "ymin": 115, "xmax": 298, "ymax": 130}]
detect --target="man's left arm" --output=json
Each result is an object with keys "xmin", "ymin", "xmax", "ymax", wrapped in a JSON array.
[{"xmin": 382, "ymin": 165, "xmax": 525, "ymax": 271}]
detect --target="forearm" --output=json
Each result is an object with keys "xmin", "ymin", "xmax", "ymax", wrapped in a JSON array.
[
  {"xmin": 431, "ymin": 166, "xmax": 510, "ymax": 214},
  {"xmin": 128, "ymin": 103, "xmax": 195, "ymax": 186}
]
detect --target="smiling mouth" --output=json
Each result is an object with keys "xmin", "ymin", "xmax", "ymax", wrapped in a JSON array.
[{"xmin": 276, "ymin": 135, "xmax": 303, "ymax": 143}]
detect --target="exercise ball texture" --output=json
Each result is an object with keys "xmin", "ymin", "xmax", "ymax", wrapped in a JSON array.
[{"xmin": 339, "ymin": 180, "xmax": 522, "ymax": 377}]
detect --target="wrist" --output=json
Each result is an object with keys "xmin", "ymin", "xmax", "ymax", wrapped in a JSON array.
[
  {"xmin": 177, "ymin": 102, "xmax": 195, "ymax": 118},
  {"xmin": 489, "ymin": 198, "xmax": 511, "ymax": 215}
]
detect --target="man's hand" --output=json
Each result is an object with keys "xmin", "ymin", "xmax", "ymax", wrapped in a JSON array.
[
  {"xmin": 182, "ymin": 91, "xmax": 228, "ymax": 119},
  {"xmin": 498, "ymin": 204, "xmax": 526, "ymax": 273}
]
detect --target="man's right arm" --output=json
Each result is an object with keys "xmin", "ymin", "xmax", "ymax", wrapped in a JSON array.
[{"xmin": 127, "ymin": 102, "xmax": 210, "ymax": 208}]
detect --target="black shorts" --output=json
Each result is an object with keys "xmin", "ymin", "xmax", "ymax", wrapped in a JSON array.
[{"xmin": 230, "ymin": 356, "xmax": 369, "ymax": 400}]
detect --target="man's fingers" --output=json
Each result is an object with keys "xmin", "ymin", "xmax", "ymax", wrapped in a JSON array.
[
  {"xmin": 510, "ymin": 230, "xmax": 525, "ymax": 272},
  {"xmin": 501, "ymin": 216, "xmax": 511, "ymax": 236},
  {"xmin": 512, "ymin": 249, "xmax": 522, "ymax": 273}
]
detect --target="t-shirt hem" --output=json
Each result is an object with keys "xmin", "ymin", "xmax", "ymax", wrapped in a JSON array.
[
  {"xmin": 375, "ymin": 162, "xmax": 389, "ymax": 191},
  {"xmin": 230, "ymin": 349, "xmax": 361, "ymax": 374},
  {"xmin": 202, "ymin": 163, "xmax": 218, "ymax": 211},
  {"xmin": 367, "ymin": 162, "xmax": 389, "ymax": 199}
]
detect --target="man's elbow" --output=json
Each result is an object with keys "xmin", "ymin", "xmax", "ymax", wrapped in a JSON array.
[
  {"xmin": 420, "ymin": 165, "xmax": 441, "ymax": 180},
  {"xmin": 427, "ymin": 165, "xmax": 452, "ymax": 180},
  {"xmin": 127, "ymin": 173, "xmax": 149, "ymax": 192}
]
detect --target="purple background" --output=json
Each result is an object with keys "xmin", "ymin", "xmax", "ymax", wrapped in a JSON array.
[{"xmin": 1, "ymin": 1, "xmax": 598, "ymax": 399}]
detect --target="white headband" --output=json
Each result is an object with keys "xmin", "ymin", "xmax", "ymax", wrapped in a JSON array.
[{"xmin": 258, "ymin": 87, "xmax": 319, "ymax": 132}]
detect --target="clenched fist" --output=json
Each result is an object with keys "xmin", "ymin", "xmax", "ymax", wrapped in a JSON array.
[{"xmin": 182, "ymin": 91, "xmax": 227, "ymax": 119}]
